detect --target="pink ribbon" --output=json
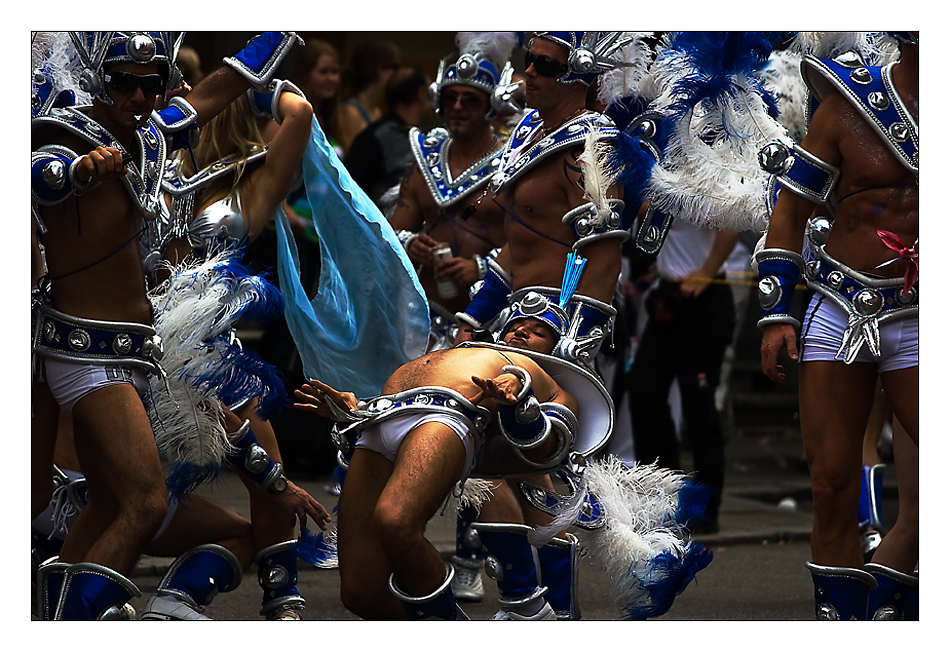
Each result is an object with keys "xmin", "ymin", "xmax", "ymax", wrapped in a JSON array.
[{"xmin": 877, "ymin": 230, "xmax": 918, "ymax": 295}]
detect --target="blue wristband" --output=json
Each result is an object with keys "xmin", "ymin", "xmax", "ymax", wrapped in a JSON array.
[{"xmin": 755, "ymin": 248, "xmax": 804, "ymax": 329}]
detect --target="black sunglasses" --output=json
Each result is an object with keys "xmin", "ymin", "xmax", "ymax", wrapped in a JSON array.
[
  {"xmin": 524, "ymin": 51, "xmax": 569, "ymax": 79},
  {"xmin": 440, "ymin": 89, "xmax": 485, "ymax": 111},
  {"xmin": 104, "ymin": 71, "xmax": 166, "ymax": 96}
]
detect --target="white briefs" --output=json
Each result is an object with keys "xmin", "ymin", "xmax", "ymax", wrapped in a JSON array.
[
  {"xmin": 356, "ymin": 412, "xmax": 478, "ymax": 475},
  {"xmin": 800, "ymin": 294, "xmax": 918, "ymax": 372},
  {"xmin": 40, "ymin": 357, "xmax": 150, "ymax": 412}
]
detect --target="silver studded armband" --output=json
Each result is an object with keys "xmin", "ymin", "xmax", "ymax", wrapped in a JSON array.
[
  {"xmin": 754, "ymin": 248, "xmax": 805, "ymax": 330},
  {"xmin": 31, "ymin": 146, "xmax": 94, "ymax": 206},
  {"xmin": 248, "ymin": 79, "xmax": 306, "ymax": 125},
  {"xmin": 225, "ymin": 420, "xmax": 288, "ymax": 494},
  {"xmin": 563, "ymin": 198, "xmax": 628, "ymax": 249},
  {"xmin": 496, "ymin": 365, "xmax": 576, "ymax": 467}
]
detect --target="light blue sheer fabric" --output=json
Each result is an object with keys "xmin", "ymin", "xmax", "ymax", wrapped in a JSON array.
[{"xmin": 274, "ymin": 118, "xmax": 429, "ymax": 398}]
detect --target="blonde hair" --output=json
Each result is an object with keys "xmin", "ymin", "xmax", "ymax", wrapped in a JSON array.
[{"xmin": 180, "ymin": 94, "xmax": 267, "ymax": 205}]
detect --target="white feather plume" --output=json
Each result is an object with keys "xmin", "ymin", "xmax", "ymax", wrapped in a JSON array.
[
  {"xmin": 456, "ymin": 32, "xmax": 519, "ymax": 68},
  {"xmin": 572, "ymin": 456, "xmax": 707, "ymax": 617},
  {"xmin": 579, "ymin": 128, "xmax": 622, "ymax": 226},
  {"xmin": 31, "ymin": 31, "xmax": 91, "ymax": 106},
  {"xmin": 758, "ymin": 49, "xmax": 808, "ymax": 144},
  {"xmin": 596, "ymin": 32, "xmax": 663, "ymax": 108},
  {"xmin": 787, "ymin": 31, "xmax": 898, "ymax": 64}
]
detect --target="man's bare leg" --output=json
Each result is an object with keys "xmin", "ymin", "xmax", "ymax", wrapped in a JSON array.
[
  {"xmin": 867, "ymin": 417, "xmax": 918, "ymax": 574},
  {"xmin": 799, "ymin": 360, "xmax": 879, "ymax": 568},
  {"xmin": 375, "ymin": 423, "xmax": 467, "ymax": 598},
  {"xmin": 31, "ymin": 380, "xmax": 60, "ymax": 519},
  {"xmin": 337, "ymin": 447, "xmax": 404, "ymax": 619},
  {"xmin": 60, "ymin": 383, "xmax": 167, "ymax": 576}
]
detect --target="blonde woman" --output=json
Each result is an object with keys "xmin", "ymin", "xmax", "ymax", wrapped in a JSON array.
[{"xmin": 151, "ymin": 83, "xmax": 331, "ymax": 621}]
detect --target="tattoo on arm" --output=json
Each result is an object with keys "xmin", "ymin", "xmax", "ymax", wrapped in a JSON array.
[{"xmin": 564, "ymin": 153, "xmax": 584, "ymax": 191}]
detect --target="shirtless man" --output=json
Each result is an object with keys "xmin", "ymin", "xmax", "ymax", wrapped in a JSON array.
[
  {"xmin": 449, "ymin": 32, "xmax": 630, "ymax": 620},
  {"xmin": 757, "ymin": 32, "xmax": 918, "ymax": 620},
  {"xmin": 31, "ymin": 32, "xmax": 302, "ymax": 620},
  {"xmin": 293, "ymin": 312, "xmax": 580, "ymax": 620},
  {"xmin": 388, "ymin": 32, "xmax": 518, "ymax": 602},
  {"xmin": 390, "ymin": 33, "xmax": 515, "ymax": 348},
  {"xmin": 455, "ymin": 32, "xmax": 627, "ymax": 351}
]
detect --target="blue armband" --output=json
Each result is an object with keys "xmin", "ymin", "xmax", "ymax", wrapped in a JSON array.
[
  {"xmin": 31, "ymin": 146, "xmax": 92, "ymax": 205},
  {"xmin": 495, "ymin": 365, "xmax": 576, "ymax": 471},
  {"xmin": 455, "ymin": 258, "xmax": 511, "ymax": 329},
  {"xmin": 152, "ymin": 96, "xmax": 199, "ymax": 151},
  {"xmin": 225, "ymin": 420, "xmax": 288, "ymax": 493},
  {"xmin": 755, "ymin": 248, "xmax": 805, "ymax": 330},
  {"xmin": 248, "ymin": 79, "xmax": 305, "ymax": 125},
  {"xmin": 223, "ymin": 32, "xmax": 304, "ymax": 92},
  {"xmin": 758, "ymin": 140, "xmax": 840, "ymax": 206}
]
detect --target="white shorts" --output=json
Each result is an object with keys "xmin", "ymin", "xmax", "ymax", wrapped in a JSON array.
[
  {"xmin": 800, "ymin": 294, "xmax": 918, "ymax": 373},
  {"xmin": 40, "ymin": 357, "xmax": 150, "ymax": 412},
  {"xmin": 356, "ymin": 412, "xmax": 477, "ymax": 475}
]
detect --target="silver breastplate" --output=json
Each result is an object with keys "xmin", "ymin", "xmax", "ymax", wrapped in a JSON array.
[{"xmin": 187, "ymin": 195, "xmax": 247, "ymax": 250}]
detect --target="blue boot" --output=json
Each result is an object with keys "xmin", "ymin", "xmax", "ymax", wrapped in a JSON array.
[
  {"xmin": 53, "ymin": 562, "xmax": 141, "ymax": 620},
  {"xmin": 806, "ymin": 561, "xmax": 877, "ymax": 620},
  {"xmin": 35, "ymin": 557, "xmax": 69, "ymax": 621},
  {"xmin": 388, "ymin": 562, "xmax": 468, "ymax": 620},
  {"xmin": 865, "ymin": 563, "xmax": 918, "ymax": 620},
  {"xmin": 141, "ymin": 544, "xmax": 243, "ymax": 620},
  {"xmin": 257, "ymin": 541, "xmax": 306, "ymax": 620},
  {"xmin": 858, "ymin": 464, "xmax": 886, "ymax": 561},
  {"xmin": 536, "ymin": 533, "xmax": 580, "ymax": 620},
  {"xmin": 474, "ymin": 523, "xmax": 556, "ymax": 620}
]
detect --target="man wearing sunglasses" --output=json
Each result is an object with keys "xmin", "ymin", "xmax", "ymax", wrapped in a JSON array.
[
  {"xmin": 455, "ymin": 32, "xmax": 632, "ymax": 366},
  {"xmin": 31, "ymin": 31, "xmax": 303, "ymax": 620}
]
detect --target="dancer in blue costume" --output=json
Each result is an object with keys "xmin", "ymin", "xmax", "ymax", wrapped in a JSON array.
[
  {"xmin": 149, "ymin": 74, "xmax": 332, "ymax": 619},
  {"xmin": 757, "ymin": 32, "xmax": 918, "ymax": 619},
  {"xmin": 388, "ymin": 31, "xmax": 521, "ymax": 603},
  {"xmin": 31, "ymin": 31, "xmax": 302, "ymax": 620}
]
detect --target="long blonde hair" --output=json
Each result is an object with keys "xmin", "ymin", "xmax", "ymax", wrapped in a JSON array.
[{"xmin": 179, "ymin": 94, "xmax": 268, "ymax": 207}]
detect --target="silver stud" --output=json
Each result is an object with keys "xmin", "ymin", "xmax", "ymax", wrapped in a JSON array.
[
  {"xmin": 827, "ymin": 271, "xmax": 844, "ymax": 290},
  {"xmin": 854, "ymin": 288, "xmax": 884, "ymax": 316},
  {"xmin": 68, "ymin": 329, "xmax": 91, "ymax": 351},
  {"xmin": 758, "ymin": 276, "xmax": 782, "ymax": 310},
  {"xmin": 850, "ymin": 68, "xmax": 872, "ymax": 85},
  {"xmin": 127, "ymin": 34, "xmax": 157, "ymax": 63},
  {"xmin": 759, "ymin": 141, "xmax": 796, "ymax": 175},
  {"xmin": 889, "ymin": 123, "xmax": 909, "ymax": 142},
  {"xmin": 43, "ymin": 159, "xmax": 66, "ymax": 190},
  {"xmin": 868, "ymin": 91, "xmax": 889, "ymax": 111},
  {"xmin": 112, "ymin": 333, "xmax": 132, "ymax": 355}
]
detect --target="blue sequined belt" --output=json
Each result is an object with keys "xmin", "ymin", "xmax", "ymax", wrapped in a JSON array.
[
  {"xmin": 331, "ymin": 387, "xmax": 491, "ymax": 462},
  {"xmin": 32, "ymin": 305, "xmax": 164, "ymax": 374}
]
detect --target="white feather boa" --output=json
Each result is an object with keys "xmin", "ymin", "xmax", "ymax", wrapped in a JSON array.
[
  {"xmin": 527, "ymin": 455, "xmax": 713, "ymax": 619},
  {"xmin": 146, "ymin": 249, "xmax": 283, "ymax": 492}
]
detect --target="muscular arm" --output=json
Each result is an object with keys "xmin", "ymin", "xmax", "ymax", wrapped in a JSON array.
[
  {"xmin": 759, "ymin": 95, "xmax": 844, "ymax": 383},
  {"xmin": 243, "ymin": 91, "xmax": 314, "ymax": 237}
]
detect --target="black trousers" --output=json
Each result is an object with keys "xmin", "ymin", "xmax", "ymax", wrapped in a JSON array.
[{"xmin": 627, "ymin": 278, "xmax": 736, "ymax": 521}]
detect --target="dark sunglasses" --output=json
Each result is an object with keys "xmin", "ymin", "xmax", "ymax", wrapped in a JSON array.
[
  {"xmin": 524, "ymin": 51, "xmax": 569, "ymax": 79},
  {"xmin": 440, "ymin": 89, "xmax": 484, "ymax": 110},
  {"xmin": 104, "ymin": 71, "xmax": 166, "ymax": 96}
]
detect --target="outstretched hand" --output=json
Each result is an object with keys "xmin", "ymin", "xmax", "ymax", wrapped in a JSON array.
[
  {"xmin": 293, "ymin": 379, "xmax": 358, "ymax": 419},
  {"xmin": 471, "ymin": 372, "xmax": 523, "ymax": 406}
]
